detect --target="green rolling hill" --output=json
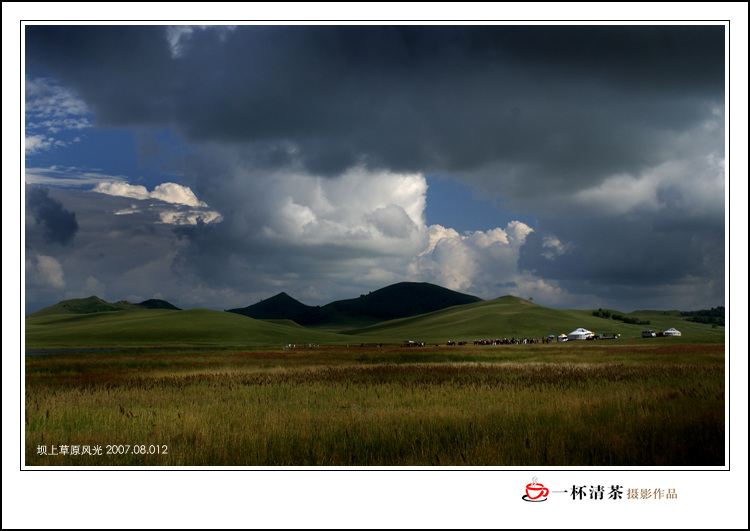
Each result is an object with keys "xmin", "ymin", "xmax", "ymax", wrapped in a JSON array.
[
  {"xmin": 343, "ymin": 296, "xmax": 725, "ymax": 343},
  {"xmin": 25, "ymin": 290, "xmax": 725, "ymax": 349},
  {"xmin": 25, "ymin": 308, "xmax": 344, "ymax": 349}
]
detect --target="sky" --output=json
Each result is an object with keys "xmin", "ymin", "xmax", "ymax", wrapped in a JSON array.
[{"xmin": 22, "ymin": 23, "xmax": 728, "ymax": 314}]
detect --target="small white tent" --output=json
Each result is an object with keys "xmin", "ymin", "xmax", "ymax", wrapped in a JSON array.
[
  {"xmin": 568, "ymin": 328, "xmax": 594, "ymax": 340},
  {"xmin": 663, "ymin": 328, "xmax": 682, "ymax": 337},
  {"xmin": 557, "ymin": 334, "xmax": 568, "ymax": 342}
]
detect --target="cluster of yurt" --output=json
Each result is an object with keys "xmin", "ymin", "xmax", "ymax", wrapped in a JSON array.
[{"xmin": 559, "ymin": 326, "xmax": 682, "ymax": 340}]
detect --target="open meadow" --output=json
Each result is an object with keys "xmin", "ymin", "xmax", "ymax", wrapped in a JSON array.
[{"xmin": 25, "ymin": 339, "xmax": 725, "ymax": 467}]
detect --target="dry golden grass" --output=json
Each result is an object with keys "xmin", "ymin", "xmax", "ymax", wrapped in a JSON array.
[{"xmin": 25, "ymin": 344, "xmax": 725, "ymax": 466}]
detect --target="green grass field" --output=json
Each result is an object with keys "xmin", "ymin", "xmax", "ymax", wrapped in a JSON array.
[
  {"xmin": 24, "ymin": 308, "xmax": 346, "ymax": 349},
  {"xmin": 25, "ymin": 342, "xmax": 725, "ymax": 467}
]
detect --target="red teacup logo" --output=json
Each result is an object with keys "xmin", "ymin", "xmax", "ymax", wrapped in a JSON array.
[
  {"xmin": 526, "ymin": 483, "xmax": 549, "ymax": 499},
  {"xmin": 522, "ymin": 477, "xmax": 549, "ymax": 502}
]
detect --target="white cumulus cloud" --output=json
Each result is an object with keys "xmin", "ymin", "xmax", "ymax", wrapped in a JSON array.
[
  {"xmin": 92, "ymin": 181, "xmax": 221, "ymax": 225},
  {"xmin": 256, "ymin": 166, "xmax": 428, "ymax": 254},
  {"xmin": 93, "ymin": 181, "xmax": 208, "ymax": 207},
  {"xmin": 93, "ymin": 181, "xmax": 151, "ymax": 201},
  {"xmin": 150, "ymin": 182, "xmax": 208, "ymax": 207},
  {"xmin": 93, "ymin": 181, "xmax": 209, "ymax": 207},
  {"xmin": 412, "ymin": 221, "xmax": 535, "ymax": 297}
]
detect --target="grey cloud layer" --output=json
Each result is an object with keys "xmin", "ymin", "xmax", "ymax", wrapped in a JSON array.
[{"xmin": 25, "ymin": 25, "xmax": 724, "ymax": 182}]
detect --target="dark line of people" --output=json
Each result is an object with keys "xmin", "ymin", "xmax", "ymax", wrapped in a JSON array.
[
  {"xmin": 471, "ymin": 337, "xmax": 554, "ymax": 345},
  {"xmin": 400, "ymin": 337, "xmax": 555, "ymax": 347}
]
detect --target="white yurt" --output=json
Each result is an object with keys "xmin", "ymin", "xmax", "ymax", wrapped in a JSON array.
[
  {"xmin": 568, "ymin": 328, "xmax": 594, "ymax": 340},
  {"xmin": 557, "ymin": 334, "xmax": 568, "ymax": 342},
  {"xmin": 663, "ymin": 328, "xmax": 682, "ymax": 337}
]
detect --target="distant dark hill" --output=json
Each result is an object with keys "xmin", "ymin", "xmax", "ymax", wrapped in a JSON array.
[
  {"xmin": 227, "ymin": 292, "xmax": 314, "ymax": 321},
  {"xmin": 136, "ymin": 299, "xmax": 182, "ymax": 311},
  {"xmin": 26, "ymin": 296, "xmax": 134, "ymax": 317},
  {"xmin": 305, "ymin": 282, "xmax": 483, "ymax": 326},
  {"xmin": 28, "ymin": 296, "xmax": 180, "ymax": 317},
  {"xmin": 229, "ymin": 282, "xmax": 483, "ymax": 329}
]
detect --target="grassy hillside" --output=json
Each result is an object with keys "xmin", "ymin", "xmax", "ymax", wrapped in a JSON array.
[
  {"xmin": 25, "ymin": 308, "xmax": 345, "ymax": 349},
  {"xmin": 345, "ymin": 296, "xmax": 725, "ymax": 343},
  {"xmin": 25, "ymin": 293, "xmax": 725, "ymax": 349}
]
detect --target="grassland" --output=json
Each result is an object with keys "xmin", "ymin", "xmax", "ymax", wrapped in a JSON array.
[
  {"xmin": 24, "ymin": 294, "xmax": 725, "ymax": 466},
  {"xmin": 25, "ymin": 295, "xmax": 726, "ymax": 349},
  {"xmin": 25, "ymin": 342, "xmax": 725, "ymax": 467}
]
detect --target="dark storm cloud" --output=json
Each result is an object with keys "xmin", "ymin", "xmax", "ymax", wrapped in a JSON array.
[
  {"xmin": 520, "ymin": 217, "xmax": 721, "ymax": 284},
  {"xmin": 25, "ymin": 25, "xmax": 176, "ymax": 126},
  {"xmin": 25, "ymin": 25, "xmax": 724, "ymax": 182},
  {"xmin": 26, "ymin": 185, "xmax": 79, "ymax": 245},
  {"xmin": 518, "ymin": 213, "xmax": 725, "ymax": 310}
]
